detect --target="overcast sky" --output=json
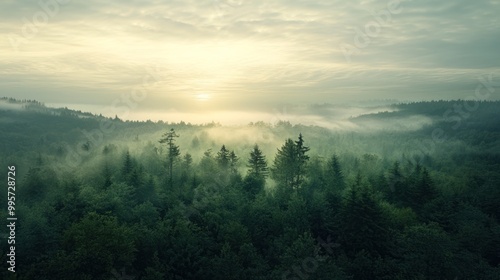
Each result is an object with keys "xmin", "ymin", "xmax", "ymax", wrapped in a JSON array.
[{"xmin": 1, "ymin": 0, "xmax": 499, "ymax": 122}]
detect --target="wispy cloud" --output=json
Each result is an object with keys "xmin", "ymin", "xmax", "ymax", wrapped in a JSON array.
[{"xmin": 1, "ymin": 0, "xmax": 499, "ymax": 118}]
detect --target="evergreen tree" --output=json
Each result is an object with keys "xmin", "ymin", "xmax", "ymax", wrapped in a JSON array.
[
  {"xmin": 62, "ymin": 213, "xmax": 135, "ymax": 279},
  {"xmin": 229, "ymin": 150, "xmax": 239, "ymax": 174},
  {"xmin": 22, "ymin": 167, "xmax": 52, "ymax": 203},
  {"xmin": 339, "ymin": 185, "xmax": 390, "ymax": 257},
  {"xmin": 180, "ymin": 153, "xmax": 193, "ymax": 186},
  {"xmin": 326, "ymin": 154, "xmax": 345, "ymax": 191},
  {"xmin": 397, "ymin": 224, "xmax": 456, "ymax": 279},
  {"xmin": 242, "ymin": 175, "xmax": 265, "ymax": 199},
  {"xmin": 159, "ymin": 128, "xmax": 180, "ymax": 188},
  {"xmin": 122, "ymin": 150, "xmax": 133, "ymax": 177},
  {"xmin": 183, "ymin": 153, "xmax": 193, "ymax": 168},
  {"xmin": 137, "ymin": 175, "xmax": 157, "ymax": 205},
  {"xmin": 247, "ymin": 144, "xmax": 269, "ymax": 179},
  {"xmin": 191, "ymin": 136, "xmax": 200, "ymax": 148},
  {"xmin": 271, "ymin": 134, "xmax": 310, "ymax": 190},
  {"xmin": 388, "ymin": 161, "xmax": 406, "ymax": 204},
  {"xmin": 414, "ymin": 168, "xmax": 438, "ymax": 207},
  {"xmin": 199, "ymin": 148, "xmax": 219, "ymax": 185},
  {"xmin": 271, "ymin": 138, "xmax": 297, "ymax": 189},
  {"xmin": 216, "ymin": 145, "xmax": 230, "ymax": 169},
  {"xmin": 102, "ymin": 163, "xmax": 112, "ymax": 189},
  {"xmin": 129, "ymin": 167, "xmax": 141, "ymax": 188},
  {"xmin": 241, "ymin": 146, "xmax": 268, "ymax": 199},
  {"xmin": 203, "ymin": 148, "xmax": 213, "ymax": 158},
  {"xmin": 294, "ymin": 133, "xmax": 310, "ymax": 187}
]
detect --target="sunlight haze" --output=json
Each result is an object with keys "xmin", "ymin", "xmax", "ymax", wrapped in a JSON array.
[{"xmin": 1, "ymin": 0, "xmax": 499, "ymax": 124}]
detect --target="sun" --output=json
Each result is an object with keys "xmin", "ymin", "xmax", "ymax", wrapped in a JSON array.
[{"xmin": 195, "ymin": 93, "xmax": 211, "ymax": 102}]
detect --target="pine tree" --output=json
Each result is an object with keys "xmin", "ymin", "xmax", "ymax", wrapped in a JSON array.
[
  {"xmin": 183, "ymin": 153, "xmax": 193, "ymax": 168},
  {"xmin": 247, "ymin": 144, "xmax": 269, "ymax": 178},
  {"xmin": 414, "ymin": 168, "xmax": 437, "ymax": 207},
  {"xmin": 388, "ymin": 161, "xmax": 405, "ymax": 204},
  {"xmin": 229, "ymin": 150, "xmax": 239, "ymax": 174},
  {"xmin": 103, "ymin": 163, "xmax": 112, "ymax": 189},
  {"xmin": 271, "ymin": 138, "xmax": 297, "ymax": 189},
  {"xmin": 216, "ymin": 145, "xmax": 230, "ymax": 169},
  {"xmin": 294, "ymin": 133, "xmax": 310, "ymax": 187},
  {"xmin": 339, "ymin": 185, "xmax": 390, "ymax": 257},
  {"xmin": 180, "ymin": 153, "xmax": 193, "ymax": 186},
  {"xmin": 159, "ymin": 128, "xmax": 180, "ymax": 189},
  {"xmin": 326, "ymin": 154, "xmax": 345, "ymax": 191},
  {"xmin": 122, "ymin": 151, "xmax": 133, "ymax": 177},
  {"xmin": 243, "ymin": 145, "xmax": 268, "ymax": 198},
  {"xmin": 271, "ymin": 134, "xmax": 310, "ymax": 190}
]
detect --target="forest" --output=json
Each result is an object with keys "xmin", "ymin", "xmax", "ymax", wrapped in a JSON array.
[{"xmin": 0, "ymin": 97, "xmax": 499, "ymax": 279}]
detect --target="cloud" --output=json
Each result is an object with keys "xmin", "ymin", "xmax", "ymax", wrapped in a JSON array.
[{"xmin": 0, "ymin": 0, "xmax": 499, "ymax": 118}]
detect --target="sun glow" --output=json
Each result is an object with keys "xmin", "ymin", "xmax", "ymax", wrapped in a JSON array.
[{"xmin": 195, "ymin": 93, "xmax": 211, "ymax": 101}]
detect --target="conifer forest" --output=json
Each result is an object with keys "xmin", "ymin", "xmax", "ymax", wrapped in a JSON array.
[{"xmin": 0, "ymin": 98, "xmax": 499, "ymax": 279}]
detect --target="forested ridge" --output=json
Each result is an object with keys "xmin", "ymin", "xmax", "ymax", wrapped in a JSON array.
[{"xmin": 1, "ymin": 98, "xmax": 499, "ymax": 279}]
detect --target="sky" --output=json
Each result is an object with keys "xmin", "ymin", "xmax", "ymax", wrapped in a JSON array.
[{"xmin": 1, "ymin": 0, "xmax": 499, "ymax": 123}]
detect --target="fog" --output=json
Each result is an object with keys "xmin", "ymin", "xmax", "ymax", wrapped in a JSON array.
[
  {"xmin": 0, "ymin": 99, "xmax": 24, "ymax": 111},
  {"xmin": 44, "ymin": 101, "xmax": 424, "ymax": 132}
]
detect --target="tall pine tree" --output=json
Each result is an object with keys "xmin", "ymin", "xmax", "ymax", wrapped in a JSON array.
[
  {"xmin": 229, "ymin": 150, "xmax": 239, "ymax": 174},
  {"xmin": 326, "ymin": 154, "xmax": 345, "ymax": 191},
  {"xmin": 244, "ymin": 145, "xmax": 269, "ymax": 198},
  {"xmin": 247, "ymin": 145, "xmax": 268, "ymax": 178},
  {"xmin": 159, "ymin": 128, "xmax": 180, "ymax": 189},
  {"xmin": 294, "ymin": 133, "xmax": 310, "ymax": 187},
  {"xmin": 271, "ymin": 134, "xmax": 310, "ymax": 190},
  {"xmin": 216, "ymin": 145, "xmax": 230, "ymax": 169}
]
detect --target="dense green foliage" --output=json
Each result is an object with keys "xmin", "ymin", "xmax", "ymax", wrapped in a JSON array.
[{"xmin": 1, "ymin": 98, "xmax": 499, "ymax": 279}]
